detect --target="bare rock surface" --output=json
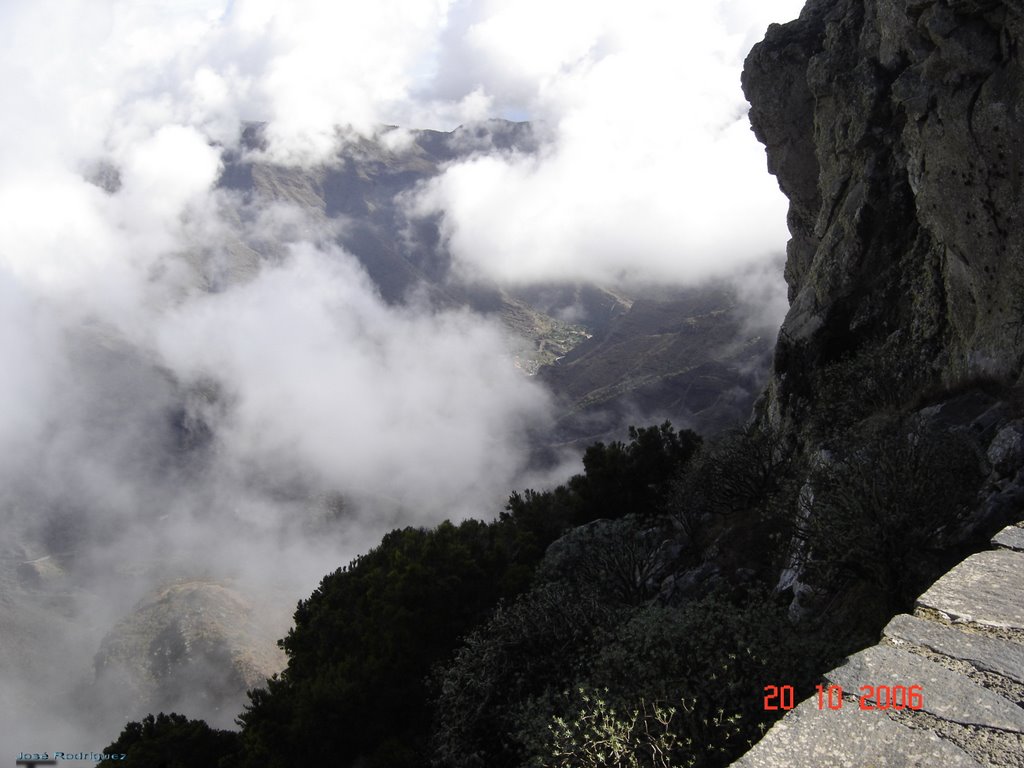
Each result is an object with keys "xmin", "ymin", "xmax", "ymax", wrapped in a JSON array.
[
  {"xmin": 743, "ymin": 0, "xmax": 1024, "ymax": 426},
  {"xmin": 992, "ymin": 524, "xmax": 1024, "ymax": 552},
  {"xmin": 916, "ymin": 550, "xmax": 1024, "ymax": 632},
  {"xmin": 733, "ymin": 0, "xmax": 1024, "ymax": 764},
  {"xmin": 826, "ymin": 645, "xmax": 1024, "ymax": 733},
  {"xmin": 885, "ymin": 613, "xmax": 1024, "ymax": 685},
  {"xmin": 732, "ymin": 693, "xmax": 982, "ymax": 768}
]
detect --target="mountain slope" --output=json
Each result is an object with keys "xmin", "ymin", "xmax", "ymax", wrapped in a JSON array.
[
  {"xmin": 219, "ymin": 122, "xmax": 772, "ymax": 443},
  {"xmin": 540, "ymin": 285, "xmax": 773, "ymax": 444}
]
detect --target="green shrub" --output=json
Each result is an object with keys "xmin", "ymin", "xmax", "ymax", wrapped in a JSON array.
[
  {"xmin": 436, "ymin": 583, "xmax": 831, "ymax": 768},
  {"xmin": 100, "ymin": 712, "xmax": 240, "ymax": 767},
  {"xmin": 570, "ymin": 423, "xmax": 702, "ymax": 524},
  {"xmin": 810, "ymin": 336, "xmax": 932, "ymax": 434},
  {"xmin": 236, "ymin": 519, "xmax": 541, "ymax": 767},
  {"xmin": 432, "ymin": 581, "xmax": 626, "ymax": 768},
  {"xmin": 537, "ymin": 516, "xmax": 673, "ymax": 606},
  {"xmin": 544, "ymin": 689, "xmax": 691, "ymax": 768},
  {"xmin": 799, "ymin": 417, "xmax": 984, "ymax": 611},
  {"xmin": 575, "ymin": 595, "xmax": 826, "ymax": 768}
]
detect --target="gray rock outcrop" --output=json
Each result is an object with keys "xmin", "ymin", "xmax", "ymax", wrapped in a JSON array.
[
  {"xmin": 742, "ymin": 0, "xmax": 1024, "ymax": 426},
  {"xmin": 734, "ymin": 0, "xmax": 1024, "ymax": 763}
]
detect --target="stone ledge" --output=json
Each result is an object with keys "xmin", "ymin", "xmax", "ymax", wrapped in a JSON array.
[
  {"xmin": 992, "ymin": 525, "xmax": 1024, "ymax": 553},
  {"xmin": 915, "ymin": 550, "xmax": 1024, "ymax": 632},
  {"xmin": 731, "ymin": 692, "xmax": 983, "ymax": 767},
  {"xmin": 885, "ymin": 613, "xmax": 1024, "ymax": 686},
  {"xmin": 732, "ymin": 536, "xmax": 1024, "ymax": 766},
  {"xmin": 825, "ymin": 645, "xmax": 1024, "ymax": 733}
]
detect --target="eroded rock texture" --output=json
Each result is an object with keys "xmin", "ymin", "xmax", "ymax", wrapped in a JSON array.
[{"xmin": 743, "ymin": 0, "xmax": 1024, "ymax": 423}]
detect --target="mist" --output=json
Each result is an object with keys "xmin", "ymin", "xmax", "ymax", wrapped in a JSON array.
[{"xmin": 0, "ymin": 0, "xmax": 805, "ymax": 751}]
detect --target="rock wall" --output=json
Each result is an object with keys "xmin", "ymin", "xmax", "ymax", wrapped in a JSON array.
[
  {"xmin": 742, "ymin": 0, "xmax": 1024, "ymax": 426},
  {"xmin": 735, "ymin": 1, "xmax": 1024, "ymax": 763}
]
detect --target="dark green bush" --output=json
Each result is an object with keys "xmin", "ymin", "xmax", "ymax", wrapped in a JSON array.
[
  {"xmin": 810, "ymin": 336, "xmax": 933, "ymax": 434},
  {"xmin": 100, "ymin": 712, "xmax": 240, "ymax": 767},
  {"xmin": 570, "ymin": 423, "xmax": 702, "ymax": 524},
  {"xmin": 435, "ymin": 585, "xmax": 833, "ymax": 768},
  {"xmin": 565, "ymin": 593, "xmax": 829, "ymax": 768},
  {"xmin": 432, "ymin": 580, "xmax": 625, "ymax": 768},
  {"xmin": 237, "ymin": 519, "xmax": 538, "ymax": 767},
  {"xmin": 799, "ymin": 417, "xmax": 984, "ymax": 611},
  {"xmin": 537, "ymin": 516, "xmax": 674, "ymax": 605},
  {"xmin": 674, "ymin": 425, "xmax": 796, "ymax": 522}
]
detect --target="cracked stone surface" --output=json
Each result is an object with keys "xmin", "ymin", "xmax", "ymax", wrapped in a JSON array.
[
  {"xmin": 916, "ymin": 550, "xmax": 1024, "ymax": 632},
  {"xmin": 731, "ymin": 694, "xmax": 983, "ymax": 767},
  {"xmin": 731, "ymin": 548, "xmax": 1024, "ymax": 768},
  {"xmin": 992, "ymin": 525, "xmax": 1024, "ymax": 553},
  {"xmin": 885, "ymin": 613, "xmax": 1024, "ymax": 685},
  {"xmin": 826, "ymin": 645, "xmax": 1024, "ymax": 733},
  {"xmin": 730, "ymin": 524, "xmax": 1024, "ymax": 766}
]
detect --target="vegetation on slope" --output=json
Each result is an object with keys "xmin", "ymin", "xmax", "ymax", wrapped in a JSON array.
[
  {"xmin": 100, "ymin": 391, "xmax": 1000, "ymax": 766},
  {"xmin": 100, "ymin": 424, "xmax": 702, "ymax": 767}
]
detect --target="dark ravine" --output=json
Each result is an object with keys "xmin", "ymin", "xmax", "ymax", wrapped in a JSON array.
[
  {"xmin": 539, "ymin": 283, "xmax": 775, "ymax": 449},
  {"xmin": 57, "ymin": 122, "xmax": 773, "ymax": 751},
  {"xmin": 94, "ymin": 2, "xmax": 1024, "ymax": 764}
]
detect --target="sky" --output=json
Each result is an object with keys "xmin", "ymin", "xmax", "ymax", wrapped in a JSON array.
[{"xmin": 0, "ymin": 0, "xmax": 806, "ymax": 750}]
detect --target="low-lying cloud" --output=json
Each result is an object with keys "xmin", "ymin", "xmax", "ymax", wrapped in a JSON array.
[
  {"xmin": 411, "ymin": 0, "xmax": 806, "ymax": 286},
  {"xmin": 0, "ymin": 0, "xmax": 806, "ymax": 748},
  {"xmin": 156, "ymin": 242, "xmax": 551, "ymax": 516}
]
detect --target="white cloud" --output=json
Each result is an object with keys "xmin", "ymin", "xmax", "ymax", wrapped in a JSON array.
[
  {"xmin": 218, "ymin": 0, "xmax": 456, "ymax": 162},
  {"xmin": 156, "ymin": 243, "xmax": 550, "ymax": 515},
  {"xmin": 0, "ymin": 0, "xmax": 807, "ymax": 746},
  {"xmin": 411, "ymin": 0, "xmax": 806, "ymax": 286},
  {"xmin": 119, "ymin": 125, "xmax": 223, "ymax": 233}
]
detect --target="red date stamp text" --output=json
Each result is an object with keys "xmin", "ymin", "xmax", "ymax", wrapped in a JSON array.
[{"xmin": 762, "ymin": 684, "xmax": 924, "ymax": 711}]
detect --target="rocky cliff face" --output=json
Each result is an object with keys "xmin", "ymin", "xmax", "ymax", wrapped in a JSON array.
[
  {"xmin": 733, "ymin": 2, "xmax": 1024, "ymax": 763},
  {"xmin": 743, "ymin": 0, "xmax": 1024, "ymax": 426}
]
